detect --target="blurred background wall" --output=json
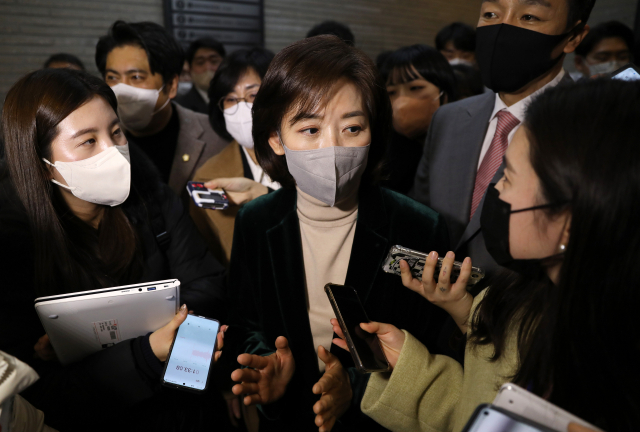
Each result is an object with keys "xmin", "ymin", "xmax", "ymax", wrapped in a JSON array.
[{"xmin": 0, "ymin": 0, "xmax": 636, "ymax": 104}]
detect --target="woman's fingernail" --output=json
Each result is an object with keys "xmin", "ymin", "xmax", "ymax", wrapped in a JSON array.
[
  {"xmin": 430, "ymin": 251, "xmax": 438, "ymax": 260},
  {"xmin": 180, "ymin": 304, "xmax": 187, "ymax": 312},
  {"xmin": 464, "ymin": 257, "xmax": 471, "ymax": 264},
  {"xmin": 446, "ymin": 251, "xmax": 454, "ymax": 259}
]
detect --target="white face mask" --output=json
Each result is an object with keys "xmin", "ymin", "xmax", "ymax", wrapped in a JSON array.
[
  {"xmin": 587, "ymin": 60, "xmax": 625, "ymax": 76},
  {"xmin": 283, "ymin": 141, "xmax": 370, "ymax": 207},
  {"xmin": 224, "ymin": 102, "xmax": 254, "ymax": 149},
  {"xmin": 111, "ymin": 83, "xmax": 170, "ymax": 131},
  {"xmin": 192, "ymin": 70, "xmax": 215, "ymax": 92},
  {"xmin": 449, "ymin": 58, "xmax": 474, "ymax": 67},
  {"xmin": 43, "ymin": 145, "xmax": 131, "ymax": 207}
]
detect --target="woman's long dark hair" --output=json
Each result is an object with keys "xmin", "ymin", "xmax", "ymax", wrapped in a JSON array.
[
  {"xmin": 471, "ymin": 79, "xmax": 640, "ymax": 429},
  {"xmin": 2, "ymin": 69, "xmax": 143, "ymax": 296}
]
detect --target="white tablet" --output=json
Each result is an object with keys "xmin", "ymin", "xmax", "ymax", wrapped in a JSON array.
[
  {"xmin": 34, "ymin": 279, "xmax": 180, "ymax": 365},
  {"xmin": 493, "ymin": 383, "xmax": 602, "ymax": 432}
]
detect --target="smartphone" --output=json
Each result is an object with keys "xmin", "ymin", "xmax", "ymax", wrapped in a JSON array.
[
  {"xmin": 611, "ymin": 63, "xmax": 640, "ymax": 81},
  {"xmin": 186, "ymin": 181, "xmax": 230, "ymax": 210},
  {"xmin": 462, "ymin": 404, "xmax": 556, "ymax": 432},
  {"xmin": 161, "ymin": 314, "xmax": 220, "ymax": 392},
  {"xmin": 382, "ymin": 245, "xmax": 485, "ymax": 288},
  {"xmin": 324, "ymin": 283, "xmax": 390, "ymax": 374},
  {"xmin": 493, "ymin": 383, "xmax": 603, "ymax": 431}
]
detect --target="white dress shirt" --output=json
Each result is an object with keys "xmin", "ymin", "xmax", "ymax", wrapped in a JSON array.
[
  {"xmin": 241, "ymin": 146, "xmax": 281, "ymax": 190},
  {"xmin": 477, "ymin": 69, "xmax": 566, "ymax": 169}
]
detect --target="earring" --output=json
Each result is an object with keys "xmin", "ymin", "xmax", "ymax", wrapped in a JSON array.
[{"xmin": 559, "ymin": 244, "xmax": 566, "ymax": 251}]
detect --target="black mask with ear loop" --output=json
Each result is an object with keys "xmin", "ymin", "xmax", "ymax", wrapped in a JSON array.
[
  {"xmin": 475, "ymin": 23, "xmax": 579, "ymax": 93},
  {"xmin": 481, "ymin": 184, "xmax": 569, "ymax": 279}
]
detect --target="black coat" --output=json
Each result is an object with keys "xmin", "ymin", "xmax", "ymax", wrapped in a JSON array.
[
  {"xmin": 227, "ymin": 185, "xmax": 453, "ymax": 432},
  {"xmin": 0, "ymin": 147, "xmax": 227, "ymax": 431},
  {"xmin": 174, "ymin": 86, "xmax": 209, "ymax": 115}
]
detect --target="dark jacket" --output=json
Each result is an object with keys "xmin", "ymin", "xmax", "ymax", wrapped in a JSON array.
[
  {"xmin": 227, "ymin": 185, "xmax": 452, "ymax": 432},
  {"xmin": 0, "ymin": 146, "xmax": 227, "ymax": 431},
  {"xmin": 175, "ymin": 86, "xmax": 209, "ymax": 115}
]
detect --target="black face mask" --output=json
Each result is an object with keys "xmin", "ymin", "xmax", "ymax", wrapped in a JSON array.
[
  {"xmin": 476, "ymin": 24, "xmax": 570, "ymax": 93},
  {"xmin": 481, "ymin": 184, "xmax": 566, "ymax": 279}
]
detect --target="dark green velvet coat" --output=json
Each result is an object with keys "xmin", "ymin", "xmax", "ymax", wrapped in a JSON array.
[{"xmin": 228, "ymin": 185, "xmax": 451, "ymax": 432}]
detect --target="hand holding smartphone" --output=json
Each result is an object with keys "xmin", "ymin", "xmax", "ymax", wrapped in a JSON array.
[
  {"xmin": 161, "ymin": 314, "xmax": 221, "ymax": 392},
  {"xmin": 186, "ymin": 181, "xmax": 230, "ymax": 210},
  {"xmin": 325, "ymin": 284, "xmax": 390, "ymax": 373}
]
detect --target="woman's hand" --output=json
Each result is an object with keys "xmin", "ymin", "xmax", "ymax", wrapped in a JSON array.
[
  {"xmin": 204, "ymin": 177, "xmax": 268, "ymax": 206},
  {"xmin": 231, "ymin": 336, "xmax": 295, "ymax": 406},
  {"xmin": 400, "ymin": 251, "xmax": 474, "ymax": 333},
  {"xmin": 34, "ymin": 334, "xmax": 57, "ymax": 362},
  {"xmin": 149, "ymin": 304, "xmax": 227, "ymax": 362},
  {"xmin": 312, "ymin": 346, "xmax": 352, "ymax": 432},
  {"xmin": 331, "ymin": 319, "xmax": 405, "ymax": 370}
]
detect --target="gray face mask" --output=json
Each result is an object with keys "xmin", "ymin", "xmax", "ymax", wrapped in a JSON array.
[{"xmin": 283, "ymin": 142, "xmax": 370, "ymax": 207}]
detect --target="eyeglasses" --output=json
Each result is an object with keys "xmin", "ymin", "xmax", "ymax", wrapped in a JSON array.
[{"xmin": 218, "ymin": 93, "xmax": 258, "ymax": 114}]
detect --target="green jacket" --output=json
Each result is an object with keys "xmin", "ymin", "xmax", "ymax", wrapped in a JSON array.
[
  {"xmin": 362, "ymin": 289, "xmax": 519, "ymax": 432},
  {"xmin": 227, "ymin": 185, "xmax": 452, "ymax": 431}
]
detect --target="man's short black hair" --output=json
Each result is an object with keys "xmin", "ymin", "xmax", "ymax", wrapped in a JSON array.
[
  {"xmin": 306, "ymin": 21, "xmax": 355, "ymax": 46},
  {"xmin": 185, "ymin": 37, "xmax": 226, "ymax": 66},
  {"xmin": 43, "ymin": 53, "xmax": 85, "ymax": 70},
  {"xmin": 435, "ymin": 22, "xmax": 476, "ymax": 52},
  {"xmin": 95, "ymin": 21, "xmax": 184, "ymax": 85},
  {"xmin": 567, "ymin": 0, "xmax": 597, "ymax": 29},
  {"xmin": 574, "ymin": 21, "xmax": 634, "ymax": 57}
]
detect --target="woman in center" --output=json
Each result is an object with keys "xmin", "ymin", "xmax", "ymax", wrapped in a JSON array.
[{"xmin": 228, "ymin": 36, "xmax": 452, "ymax": 432}]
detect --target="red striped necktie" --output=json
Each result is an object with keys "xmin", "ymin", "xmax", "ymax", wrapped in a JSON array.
[{"xmin": 469, "ymin": 110, "xmax": 520, "ymax": 220}]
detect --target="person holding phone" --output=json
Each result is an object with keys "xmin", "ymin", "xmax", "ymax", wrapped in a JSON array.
[
  {"xmin": 332, "ymin": 79, "xmax": 640, "ymax": 431},
  {"xmin": 226, "ymin": 36, "xmax": 452, "ymax": 432},
  {"xmin": 190, "ymin": 47, "xmax": 278, "ymax": 267},
  {"xmin": 0, "ymin": 68, "xmax": 229, "ymax": 431}
]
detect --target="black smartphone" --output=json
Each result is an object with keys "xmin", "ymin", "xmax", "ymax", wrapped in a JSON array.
[
  {"xmin": 161, "ymin": 314, "xmax": 220, "ymax": 392},
  {"xmin": 186, "ymin": 181, "xmax": 230, "ymax": 210},
  {"xmin": 324, "ymin": 283, "xmax": 390, "ymax": 373},
  {"xmin": 611, "ymin": 63, "xmax": 640, "ymax": 81}
]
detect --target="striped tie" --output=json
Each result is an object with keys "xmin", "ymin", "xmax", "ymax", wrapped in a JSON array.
[{"xmin": 470, "ymin": 110, "xmax": 520, "ymax": 220}]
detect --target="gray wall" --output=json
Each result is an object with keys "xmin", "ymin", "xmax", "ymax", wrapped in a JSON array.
[{"xmin": 0, "ymin": 0, "xmax": 637, "ymax": 103}]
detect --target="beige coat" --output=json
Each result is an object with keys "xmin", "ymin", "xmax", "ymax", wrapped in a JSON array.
[
  {"xmin": 190, "ymin": 141, "xmax": 244, "ymax": 267},
  {"xmin": 169, "ymin": 103, "xmax": 229, "ymax": 197},
  {"xmin": 361, "ymin": 289, "xmax": 519, "ymax": 432}
]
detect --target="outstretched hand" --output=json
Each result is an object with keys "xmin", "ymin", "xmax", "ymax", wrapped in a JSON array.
[
  {"xmin": 231, "ymin": 336, "xmax": 295, "ymax": 406},
  {"xmin": 400, "ymin": 251, "xmax": 474, "ymax": 333},
  {"xmin": 312, "ymin": 346, "xmax": 352, "ymax": 432},
  {"xmin": 204, "ymin": 177, "xmax": 268, "ymax": 206},
  {"xmin": 330, "ymin": 319, "xmax": 405, "ymax": 370}
]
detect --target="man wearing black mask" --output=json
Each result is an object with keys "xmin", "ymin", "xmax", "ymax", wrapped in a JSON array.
[{"xmin": 411, "ymin": 0, "xmax": 593, "ymax": 275}]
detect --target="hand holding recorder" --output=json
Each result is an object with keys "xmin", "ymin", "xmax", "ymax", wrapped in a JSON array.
[
  {"xmin": 204, "ymin": 177, "xmax": 269, "ymax": 206},
  {"xmin": 401, "ymin": 251, "xmax": 474, "ymax": 334}
]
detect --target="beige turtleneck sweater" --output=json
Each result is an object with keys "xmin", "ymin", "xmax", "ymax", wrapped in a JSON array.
[{"xmin": 296, "ymin": 187, "xmax": 359, "ymax": 372}]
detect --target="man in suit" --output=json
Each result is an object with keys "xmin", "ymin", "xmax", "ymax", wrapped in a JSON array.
[
  {"xmin": 411, "ymin": 0, "xmax": 595, "ymax": 275},
  {"xmin": 96, "ymin": 21, "xmax": 229, "ymax": 198},
  {"xmin": 175, "ymin": 37, "xmax": 226, "ymax": 114}
]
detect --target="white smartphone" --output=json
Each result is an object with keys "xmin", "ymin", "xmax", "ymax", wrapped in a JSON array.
[
  {"xmin": 462, "ymin": 404, "xmax": 555, "ymax": 432},
  {"xmin": 493, "ymin": 383, "xmax": 602, "ymax": 431},
  {"xmin": 161, "ymin": 314, "xmax": 220, "ymax": 392}
]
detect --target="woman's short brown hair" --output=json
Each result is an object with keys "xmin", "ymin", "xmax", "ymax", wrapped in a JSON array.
[{"xmin": 253, "ymin": 35, "xmax": 392, "ymax": 188}]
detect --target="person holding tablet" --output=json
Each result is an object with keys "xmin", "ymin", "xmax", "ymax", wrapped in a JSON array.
[
  {"xmin": 226, "ymin": 35, "xmax": 452, "ymax": 432},
  {"xmin": 0, "ymin": 68, "xmax": 228, "ymax": 431}
]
